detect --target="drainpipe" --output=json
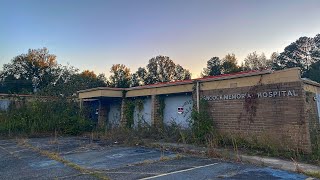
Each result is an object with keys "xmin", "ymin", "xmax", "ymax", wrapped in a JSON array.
[
  {"xmin": 196, "ymin": 81, "xmax": 200, "ymax": 112},
  {"xmin": 79, "ymin": 99, "xmax": 83, "ymax": 109}
]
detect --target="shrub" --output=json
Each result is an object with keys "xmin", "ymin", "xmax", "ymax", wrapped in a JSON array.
[
  {"xmin": 190, "ymin": 99, "xmax": 214, "ymax": 144},
  {"xmin": 0, "ymin": 97, "xmax": 93, "ymax": 136}
]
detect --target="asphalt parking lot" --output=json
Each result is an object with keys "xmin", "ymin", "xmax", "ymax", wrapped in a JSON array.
[{"xmin": 0, "ymin": 137, "xmax": 312, "ymax": 180}]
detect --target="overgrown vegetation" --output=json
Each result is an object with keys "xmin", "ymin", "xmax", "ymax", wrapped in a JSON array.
[
  {"xmin": 0, "ymin": 98, "xmax": 93, "ymax": 136},
  {"xmin": 191, "ymin": 99, "xmax": 215, "ymax": 144},
  {"xmin": 123, "ymin": 99, "xmax": 135, "ymax": 129}
]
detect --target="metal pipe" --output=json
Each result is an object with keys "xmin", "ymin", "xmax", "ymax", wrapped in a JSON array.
[{"xmin": 196, "ymin": 81, "xmax": 200, "ymax": 112}]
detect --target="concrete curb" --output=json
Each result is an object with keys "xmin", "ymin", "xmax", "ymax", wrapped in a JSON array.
[{"xmin": 149, "ymin": 142, "xmax": 320, "ymax": 174}]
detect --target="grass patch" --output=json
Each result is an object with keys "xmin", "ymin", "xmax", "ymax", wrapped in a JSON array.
[{"xmin": 304, "ymin": 171, "xmax": 320, "ymax": 179}]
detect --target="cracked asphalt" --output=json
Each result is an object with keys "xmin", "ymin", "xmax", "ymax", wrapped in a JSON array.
[{"xmin": 0, "ymin": 137, "xmax": 313, "ymax": 180}]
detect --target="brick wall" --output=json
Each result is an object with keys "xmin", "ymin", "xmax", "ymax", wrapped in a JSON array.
[
  {"xmin": 151, "ymin": 95, "xmax": 163, "ymax": 128},
  {"xmin": 198, "ymin": 81, "xmax": 311, "ymax": 152},
  {"xmin": 305, "ymin": 91, "xmax": 320, "ymax": 153}
]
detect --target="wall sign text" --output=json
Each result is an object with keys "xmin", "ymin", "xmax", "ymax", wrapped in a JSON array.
[{"xmin": 203, "ymin": 90, "xmax": 298, "ymax": 101}]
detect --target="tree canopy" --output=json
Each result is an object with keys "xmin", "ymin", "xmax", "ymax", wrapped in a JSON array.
[
  {"xmin": 244, "ymin": 52, "xmax": 272, "ymax": 70},
  {"xmin": 0, "ymin": 48, "xmax": 108, "ymax": 95},
  {"xmin": 273, "ymin": 35, "xmax": 320, "ymax": 75},
  {"xmin": 202, "ymin": 57, "xmax": 222, "ymax": 77},
  {"xmin": 2, "ymin": 34, "xmax": 320, "ymax": 96},
  {"xmin": 109, "ymin": 64, "xmax": 131, "ymax": 88}
]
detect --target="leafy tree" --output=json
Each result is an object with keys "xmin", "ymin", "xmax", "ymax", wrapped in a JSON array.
[
  {"xmin": 80, "ymin": 70, "xmax": 97, "ymax": 78},
  {"xmin": 131, "ymin": 67, "xmax": 147, "ymax": 87},
  {"xmin": 109, "ymin": 64, "xmax": 131, "ymax": 88},
  {"xmin": 305, "ymin": 60, "xmax": 320, "ymax": 83},
  {"xmin": 145, "ymin": 56, "xmax": 176, "ymax": 84},
  {"xmin": 270, "ymin": 52, "xmax": 279, "ymax": 65},
  {"xmin": 1, "ymin": 48, "xmax": 58, "ymax": 93},
  {"xmin": 0, "ymin": 74, "xmax": 33, "ymax": 94},
  {"xmin": 311, "ymin": 34, "xmax": 320, "ymax": 62},
  {"xmin": 144, "ymin": 55, "xmax": 191, "ymax": 85},
  {"xmin": 273, "ymin": 36, "xmax": 317, "ymax": 75},
  {"xmin": 244, "ymin": 52, "xmax": 271, "ymax": 70},
  {"xmin": 202, "ymin": 57, "xmax": 222, "ymax": 77},
  {"xmin": 221, "ymin": 53, "xmax": 241, "ymax": 74},
  {"xmin": 131, "ymin": 73, "xmax": 140, "ymax": 87},
  {"xmin": 39, "ymin": 69, "xmax": 107, "ymax": 96},
  {"xmin": 174, "ymin": 64, "xmax": 191, "ymax": 81}
]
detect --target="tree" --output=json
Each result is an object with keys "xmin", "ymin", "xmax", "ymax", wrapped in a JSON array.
[
  {"xmin": 109, "ymin": 64, "xmax": 131, "ymax": 88},
  {"xmin": 39, "ymin": 69, "xmax": 107, "ymax": 96},
  {"xmin": 270, "ymin": 52, "xmax": 279, "ymax": 63},
  {"xmin": 144, "ymin": 55, "xmax": 191, "ymax": 85},
  {"xmin": 145, "ymin": 56, "xmax": 176, "ymax": 84},
  {"xmin": 1, "ymin": 48, "xmax": 58, "ymax": 93},
  {"xmin": 221, "ymin": 53, "xmax": 241, "ymax": 74},
  {"xmin": 202, "ymin": 57, "xmax": 222, "ymax": 77},
  {"xmin": 130, "ymin": 73, "xmax": 140, "ymax": 87},
  {"xmin": 305, "ymin": 60, "xmax": 320, "ymax": 83},
  {"xmin": 311, "ymin": 34, "xmax": 320, "ymax": 62},
  {"xmin": 244, "ymin": 52, "xmax": 271, "ymax": 70},
  {"xmin": 273, "ymin": 36, "xmax": 317, "ymax": 75},
  {"xmin": 131, "ymin": 67, "xmax": 147, "ymax": 87},
  {"xmin": 81, "ymin": 70, "xmax": 97, "ymax": 78},
  {"xmin": 174, "ymin": 64, "xmax": 191, "ymax": 81},
  {"xmin": 0, "ymin": 74, "xmax": 33, "ymax": 94}
]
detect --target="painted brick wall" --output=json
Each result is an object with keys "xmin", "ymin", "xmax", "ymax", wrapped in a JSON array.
[
  {"xmin": 163, "ymin": 94, "xmax": 193, "ymax": 128},
  {"xmin": 134, "ymin": 97, "xmax": 152, "ymax": 127},
  {"xmin": 199, "ymin": 81, "xmax": 311, "ymax": 152},
  {"xmin": 108, "ymin": 101, "xmax": 121, "ymax": 128}
]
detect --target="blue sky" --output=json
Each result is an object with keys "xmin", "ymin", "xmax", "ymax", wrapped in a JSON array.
[{"xmin": 1, "ymin": 0, "xmax": 320, "ymax": 77}]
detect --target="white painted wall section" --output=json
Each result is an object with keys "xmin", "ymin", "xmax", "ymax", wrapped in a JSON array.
[
  {"xmin": 163, "ymin": 94, "xmax": 193, "ymax": 128},
  {"xmin": 134, "ymin": 97, "xmax": 152, "ymax": 127}
]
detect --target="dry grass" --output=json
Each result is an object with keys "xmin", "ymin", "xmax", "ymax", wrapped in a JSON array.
[
  {"xmin": 16, "ymin": 139, "xmax": 110, "ymax": 180},
  {"xmin": 304, "ymin": 171, "xmax": 320, "ymax": 179}
]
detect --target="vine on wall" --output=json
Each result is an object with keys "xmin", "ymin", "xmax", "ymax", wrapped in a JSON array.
[
  {"xmin": 242, "ymin": 75, "xmax": 263, "ymax": 123},
  {"xmin": 124, "ymin": 99, "xmax": 135, "ymax": 129},
  {"xmin": 158, "ymin": 96, "xmax": 165, "ymax": 125},
  {"xmin": 135, "ymin": 98, "xmax": 144, "ymax": 127},
  {"xmin": 123, "ymin": 98, "xmax": 145, "ymax": 129}
]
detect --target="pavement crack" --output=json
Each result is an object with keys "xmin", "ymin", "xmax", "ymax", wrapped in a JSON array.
[{"xmin": 15, "ymin": 140, "xmax": 110, "ymax": 180}]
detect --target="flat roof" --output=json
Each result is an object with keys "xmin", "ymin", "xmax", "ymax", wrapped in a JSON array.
[
  {"xmin": 78, "ymin": 69, "xmax": 273, "ymax": 93},
  {"xmin": 78, "ymin": 68, "xmax": 303, "ymax": 99}
]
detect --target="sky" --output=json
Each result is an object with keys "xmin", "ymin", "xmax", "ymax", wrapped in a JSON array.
[{"xmin": 0, "ymin": 0, "xmax": 320, "ymax": 78}]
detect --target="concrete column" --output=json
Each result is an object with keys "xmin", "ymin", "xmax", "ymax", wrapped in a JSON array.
[
  {"xmin": 151, "ymin": 95, "xmax": 163, "ymax": 128},
  {"xmin": 98, "ymin": 100, "xmax": 108, "ymax": 128}
]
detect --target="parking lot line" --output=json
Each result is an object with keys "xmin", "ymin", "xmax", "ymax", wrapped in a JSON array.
[{"xmin": 139, "ymin": 163, "xmax": 220, "ymax": 180}]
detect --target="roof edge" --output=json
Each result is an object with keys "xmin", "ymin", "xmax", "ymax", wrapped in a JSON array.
[
  {"xmin": 78, "ymin": 69, "xmax": 275, "ymax": 93},
  {"xmin": 302, "ymin": 78, "xmax": 320, "ymax": 87},
  {"xmin": 77, "ymin": 87, "xmax": 125, "ymax": 93}
]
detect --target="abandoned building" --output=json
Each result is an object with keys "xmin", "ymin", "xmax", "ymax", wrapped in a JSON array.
[{"xmin": 78, "ymin": 67, "xmax": 320, "ymax": 153}]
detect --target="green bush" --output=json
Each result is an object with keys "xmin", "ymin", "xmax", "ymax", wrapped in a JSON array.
[
  {"xmin": 0, "ymin": 98, "xmax": 93, "ymax": 136},
  {"xmin": 191, "ymin": 99, "xmax": 214, "ymax": 144}
]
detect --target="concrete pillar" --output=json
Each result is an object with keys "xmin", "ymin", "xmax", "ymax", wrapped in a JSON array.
[
  {"xmin": 98, "ymin": 100, "xmax": 108, "ymax": 128},
  {"xmin": 151, "ymin": 95, "xmax": 163, "ymax": 128}
]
